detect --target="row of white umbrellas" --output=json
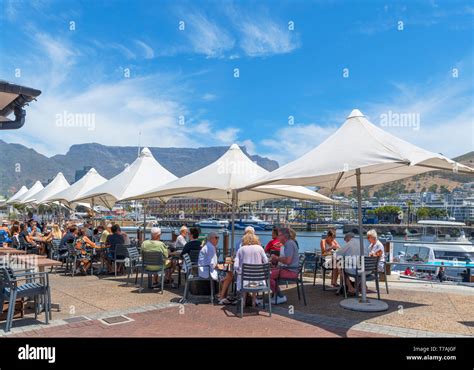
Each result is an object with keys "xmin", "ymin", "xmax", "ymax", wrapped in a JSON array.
[
  {"xmin": 7, "ymin": 145, "xmax": 334, "ymax": 208},
  {"xmin": 6, "ymin": 108, "xmax": 474, "ymax": 311}
]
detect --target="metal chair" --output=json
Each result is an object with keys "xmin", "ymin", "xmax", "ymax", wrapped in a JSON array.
[
  {"xmin": 137, "ymin": 251, "xmax": 166, "ymax": 294},
  {"xmin": 65, "ymin": 242, "xmax": 78, "ymax": 277},
  {"xmin": 125, "ymin": 246, "xmax": 142, "ymax": 285},
  {"xmin": 343, "ymin": 256, "xmax": 383, "ymax": 300},
  {"xmin": 181, "ymin": 254, "xmax": 214, "ymax": 304},
  {"xmin": 0, "ymin": 267, "xmax": 51, "ymax": 332},
  {"xmin": 189, "ymin": 249, "xmax": 200, "ymax": 265},
  {"xmin": 275, "ymin": 255, "xmax": 307, "ymax": 305},
  {"xmin": 236, "ymin": 263, "xmax": 272, "ymax": 318},
  {"xmin": 113, "ymin": 244, "xmax": 130, "ymax": 277}
]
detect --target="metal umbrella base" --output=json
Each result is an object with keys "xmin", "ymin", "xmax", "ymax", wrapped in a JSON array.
[{"xmin": 340, "ymin": 298, "xmax": 388, "ymax": 312}]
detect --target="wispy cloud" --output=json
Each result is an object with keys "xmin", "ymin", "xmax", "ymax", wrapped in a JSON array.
[
  {"xmin": 237, "ymin": 17, "xmax": 300, "ymax": 57},
  {"xmin": 134, "ymin": 40, "xmax": 155, "ymax": 59},
  {"xmin": 184, "ymin": 12, "xmax": 235, "ymax": 58}
]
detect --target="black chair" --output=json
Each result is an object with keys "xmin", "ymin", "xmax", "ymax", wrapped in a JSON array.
[
  {"xmin": 137, "ymin": 251, "xmax": 166, "ymax": 294},
  {"xmin": 0, "ymin": 267, "xmax": 51, "ymax": 332},
  {"xmin": 274, "ymin": 255, "xmax": 307, "ymax": 305},
  {"xmin": 181, "ymin": 254, "xmax": 214, "ymax": 304},
  {"xmin": 321, "ymin": 254, "xmax": 338, "ymax": 291},
  {"xmin": 236, "ymin": 263, "xmax": 272, "ymax": 318},
  {"xmin": 343, "ymin": 256, "xmax": 384, "ymax": 300}
]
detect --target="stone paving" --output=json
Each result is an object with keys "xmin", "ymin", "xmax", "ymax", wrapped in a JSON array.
[{"xmin": 0, "ymin": 270, "xmax": 472, "ymax": 337}]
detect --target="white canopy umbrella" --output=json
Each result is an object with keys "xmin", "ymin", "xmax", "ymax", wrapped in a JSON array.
[
  {"xmin": 15, "ymin": 181, "xmax": 44, "ymax": 204},
  {"xmin": 22, "ymin": 172, "xmax": 70, "ymax": 205},
  {"xmin": 46, "ymin": 168, "xmax": 107, "ymax": 208},
  {"xmin": 72, "ymin": 147, "xmax": 178, "ymax": 209},
  {"xmin": 245, "ymin": 109, "xmax": 473, "ymax": 311},
  {"xmin": 136, "ymin": 144, "xmax": 334, "ymax": 251},
  {"xmin": 6, "ymin": 185, "xmax": 28, "ymax": 204}
]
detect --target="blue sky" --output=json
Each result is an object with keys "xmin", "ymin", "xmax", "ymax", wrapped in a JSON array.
[{"xmin": 1, "ymin": 0, "xmax": 473, "ymax": 165}]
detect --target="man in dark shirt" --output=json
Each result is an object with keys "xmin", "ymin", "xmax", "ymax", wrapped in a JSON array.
[
  {"xmin": 180, "ymin": 227, "xmax": 202, "ymax": 258},
  {"xmin": 105, "ymin": 224, "xmax": 125, "ymax": 273},
  {"xmin": 60, "ymin": 226, "xmax": 78, "ymax": 249}
]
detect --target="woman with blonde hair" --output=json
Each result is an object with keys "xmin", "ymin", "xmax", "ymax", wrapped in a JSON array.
[
  {"xmin": 51, "ymin": 224, "xmax": 62, "ymax": 240},
  {"xmin": 233, "ymin": 232, "xmax": 268, "ymax": 307}
]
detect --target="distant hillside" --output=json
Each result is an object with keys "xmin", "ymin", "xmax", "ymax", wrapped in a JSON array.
[
  {"xmin": 330, "ymin": 151, "xmax": 474, "ymax": 197},
  {"xmin": 0, "ymin": 140, "xmax": 279, "ymax": 196}
]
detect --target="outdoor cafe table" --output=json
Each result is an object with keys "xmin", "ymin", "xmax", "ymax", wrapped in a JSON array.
[{"xmin": 0, "ymin": 247, "xmax": 26, "ymax": 255}]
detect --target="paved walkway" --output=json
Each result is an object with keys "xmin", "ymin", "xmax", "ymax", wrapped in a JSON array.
[
  {"xmin": 3, "ymin": 303, "xmax": 393, "ymax": 338},
  {"xmin": 1, "ymin": 272, "xmax": 472, "ymax": 337}
]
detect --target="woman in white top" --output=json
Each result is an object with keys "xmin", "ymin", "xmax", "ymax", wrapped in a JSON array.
[
  {"xmin": 367, "ymin": 229, "xmax": 385, "ymax": 273},
  {"xmin": 233, "ymin": 233, "xmax": 268, "ymax": 308}
]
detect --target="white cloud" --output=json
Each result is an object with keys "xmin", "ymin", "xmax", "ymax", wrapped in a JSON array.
[
  {"xmin": 260, "ymin": 123, "xmax": 338, "ymax": 164},
  {"xmin": 237, "ymin": 18, "xmax": 300, "ymax": 57},
  {"xmin": 134, "ymin": 40, "xmax": 155, "ymax": 59},
  {"xmin": 1, "ymin": 32, "xmax": 241, "ymax": 156},
  {"xmin": 202, "ymin": 93, "xmax": 217, "ymax": 101},
  {"xmin": 184, "ymin": 12, "xmax": 235, "ymax": 58}
]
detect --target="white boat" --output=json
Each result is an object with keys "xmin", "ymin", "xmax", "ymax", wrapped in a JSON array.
[
  {"xmin": 394, "ymin": 220, "xmax": 474, "ymax": 281},
  {"xmin": 196, "ymin": 218, "xmax": 229, "ymax": 229},
  {"xmin": 233, "ymin": 215, "xmax": 273, "ymax": 230}
]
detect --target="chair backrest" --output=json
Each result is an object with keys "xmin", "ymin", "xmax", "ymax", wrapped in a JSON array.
[
  {"xmin": 115, "ymin": 244, "xmax": 130, "ymax": 258},
  {"xmin": 126, "ymin": 246, "xmax": 140, "ymax": 260},
  {"xmin": 298, "ymin": 255, "xmax": 306, "ymax": 274},
  {"xmin": 51, "ymin": 239, "xmax": 61, "ymax": 250},
  {"xmin": 142, "ymin": 251, "xmax": 164, "ymax": 266},
  {"xmin": 182, "ymin": 254, "xmax": 192, "ymax": 270},
  {"xmin": 189, "ymin": 249, "xmax": 200, "ymax": 264},
  {"xmin": 0, "ymin": 267, "xmax": 15, "ymax": 289},
  {"xmin": 363, "ymin": 256, "xmax": 379, "ymax": 273},
  {"xmin": 240, "ymin": 263, "xmax": 270, "ymax": 282},
  {"xmin": 66, "ymin": 241, "xmax": 76, "ymax": 254}
]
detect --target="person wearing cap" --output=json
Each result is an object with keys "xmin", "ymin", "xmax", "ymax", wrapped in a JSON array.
[
  {"xmin": 141, "ymin": 227, "xmax": 172, "ymax": 286},
  {"xmin": 198, "ymin": 232, "xmax": 219, "ymax": 281},
  {"xmin": 175, "ymin": 225, "xmax": 188, "ymax": 253}
]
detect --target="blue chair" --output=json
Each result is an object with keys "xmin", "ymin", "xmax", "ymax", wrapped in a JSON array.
[{"xmin": 0, "ymin": 267, "xmax": 51, "ymax": 332}]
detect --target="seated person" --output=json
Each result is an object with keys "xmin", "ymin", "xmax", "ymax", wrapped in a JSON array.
[
  {"xmin": 74, "ymin": 227, "xmax": 104, "ymax": 274},
  {"xmin": 141, "ymin": 227, "xmax": 172, "ymax": 286},
  {"xmin": 367, "ymin": 229, "xmax": 385, "ymax": 273},
  {"xmin": 264, "ymin": 227, "xmax": 283, "ymax": 257},
  {"xmin": 0, "ymin": 221, "xmax": 12, "ymax": 245},
  {"xmin": 337, "ymin": 232, "xmax": 360, "ymax": 295},
  {"xmin": 180, "ymin": 227, "xmax": 202, "ymax": 271},
  {"xmin": 198, "ymin": 232, "xmax": 218, "ymax": 282},
  {"xmin": 10, "ymin": 225, "xmax": 20, "ymax": 249},
  {"xmin": 19, "ymin": 223, "xmax": 37, "ymax": 250},
  {"xmin": 270, "ymin": 228, "xmax": 299, "ymax": 304},
  {"xmin": 105, "ymin": 224, "xmax": 125, "ymax": 274},
  {"xmin": 320, "ymin": 228, "xmax": 341, "ymax": 287},
  {"xmin": 233, "ymin": 233, "xmax": 268, "ymax": 307},
  {"xmin": 175, "ymin": 225, "xmax": 188, "ymax": 253}
]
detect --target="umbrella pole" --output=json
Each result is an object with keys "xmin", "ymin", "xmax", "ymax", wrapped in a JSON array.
[
  {"xmin": 356, "ymin": 168, "xmax": 367, "ymax": 303},
  {"xmin": 339, "ymin": 168, "xmax": 388, "ymax": 312},
  {"xmin": 230, "ymin": 190, "xmax": 237, "ymax": 256},
  {"xmin": 143, "ymin": 200, "xmax": 147, "ymax": 240}
]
